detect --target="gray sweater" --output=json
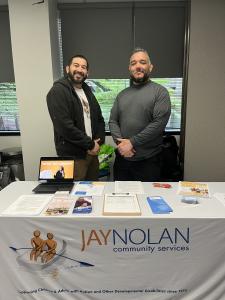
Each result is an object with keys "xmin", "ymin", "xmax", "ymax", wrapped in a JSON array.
[{"xmin": 109, "ymin": 80, "xmax": 171, "ymax": 161}]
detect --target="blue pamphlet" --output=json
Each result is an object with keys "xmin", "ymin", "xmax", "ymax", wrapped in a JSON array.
[
  {"xmin": 73, "ymin": 196, "xmax": 93, "ymax": 214},
  {"xmin": 147, "ymin": 196, "xmax": 173, "ymax": 214}
]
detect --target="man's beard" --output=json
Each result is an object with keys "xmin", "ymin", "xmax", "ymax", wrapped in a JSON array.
[
  {"xmin": 67, "ymin": 71, "xmax": 87, "ymax": 84},
  {"xmin": 130, "ymin": 71, "xmax": 150, "ymax": 84}
]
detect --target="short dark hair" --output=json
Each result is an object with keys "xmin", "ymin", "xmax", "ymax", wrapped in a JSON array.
[
  {"xmin": 130, "ymin": 47, "xmax": 151, "ymax": 64},
  {"xmin": 67, "ymin": 54, "xmax": 89, "ymax": 70}
]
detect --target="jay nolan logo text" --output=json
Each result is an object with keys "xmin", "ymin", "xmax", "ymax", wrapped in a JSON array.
[{"xmin": 81, "ymin": 227, "xmax": 190, "ymax": 252}]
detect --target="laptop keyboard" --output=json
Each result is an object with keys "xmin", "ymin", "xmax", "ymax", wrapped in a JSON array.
[
  {"xmin": 33, "ymin": 183, "xmax": 74, "ymax": 193},
  {"xmin": 46, "ymin": 184, "xmax": 72, "ymax": 191}
]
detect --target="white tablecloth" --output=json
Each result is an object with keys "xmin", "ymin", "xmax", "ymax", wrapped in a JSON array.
[{"xmin": 0, "ymin": 181, "xmax": 225, "ymax": 300}]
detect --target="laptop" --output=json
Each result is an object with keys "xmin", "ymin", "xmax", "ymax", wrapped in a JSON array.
[{"xmin": 32, "ymin": 157, "xmax": 75, "ymax": 194}]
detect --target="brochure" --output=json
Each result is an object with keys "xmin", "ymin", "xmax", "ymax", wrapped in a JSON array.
[
  {"xmin": 147, "ymin": 196, "xmax": 173, "ymax": 214},
  {"xmin": 103, "ymin": 193, "xmax": 141, "ymax": 216},
  {"xmin": 72, "ymin": 181, "xmax": 105, "ymax": 196},
  {"xmin": 177, "ymin": 181, "xmax": 210, "ymax": 197},
  {"xmin": 43, "ymin": 195, "xmax": 74, "ymax": 216},
  {"xmin": 72, "ymin": 196, "xmax": 93, "ymax": 214}
]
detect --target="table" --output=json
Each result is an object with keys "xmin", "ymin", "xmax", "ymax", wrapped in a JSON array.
[{"xmin": 0, "ymin": 181, "xmax": 225, "ymax": 300}]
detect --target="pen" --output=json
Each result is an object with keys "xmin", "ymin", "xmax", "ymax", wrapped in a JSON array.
[{"xmin": 112, "ymin": 192, "xmax": 130, "ymax": 195}]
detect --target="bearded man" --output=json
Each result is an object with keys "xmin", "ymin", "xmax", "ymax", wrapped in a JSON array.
[
  {"xmin": 109, "ymin": 48, "xmax": 171, "ymax": 181},
  {"xmin": 47, "ymin": 55, "xmax": 105, "ymax": 180}
]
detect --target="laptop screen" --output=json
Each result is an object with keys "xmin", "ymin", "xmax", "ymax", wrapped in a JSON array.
[{"xmin": 38, "ymin": 157, "xmax": 75, "ymax": 182}]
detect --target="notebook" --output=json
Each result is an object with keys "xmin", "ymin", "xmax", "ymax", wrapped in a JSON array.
[{"xmin": 32, "ymin": 157, "xmax": 75, "ymax": 194}]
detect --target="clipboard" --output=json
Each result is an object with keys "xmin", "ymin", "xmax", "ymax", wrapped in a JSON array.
[{"xmin": 103, "ymin": 193, "xmax": 141, "ymax": 216}]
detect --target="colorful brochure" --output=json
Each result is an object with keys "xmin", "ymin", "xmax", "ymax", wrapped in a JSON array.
[
  {"xmin": 43, "ymin": 195, "xmax": 74, "ymax": 216},
  {"xmin": 177, "ymin": 181, "xmax": 210, "ymax": 197},
  {"xmin": 72, "ymin": 196, "xmax": 93, "ymax": 214}
]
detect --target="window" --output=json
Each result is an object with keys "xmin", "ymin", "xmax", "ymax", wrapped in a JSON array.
[
  {"xmin": 0, "ymin": 7, "xmax": 19, "ymax": 134},
  {"xmin": 86, "ymin": 78, "xmax": 182, "ymax": 132},
  {"xmin": 0, "ymin": 83, "xmax": 19, "ymax": 131},
  {"xmin": 59, "ymin": 1, "xmax": 188, "ymax": 132}
]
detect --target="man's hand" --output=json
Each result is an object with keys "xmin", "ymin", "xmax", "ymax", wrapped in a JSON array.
[
  {"xmin": 122, "ymin": 150, "xmax": 135, "ymax": 158},
  {"xmin": 88, "ymin": 138, "xmax": 100, "ymax": 156},
  {"xmin": 117, "ymin": 138, "xmax": 135, "ymax": 157}
]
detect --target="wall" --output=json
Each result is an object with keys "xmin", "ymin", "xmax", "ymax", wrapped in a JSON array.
[
  {"xmin": 0, "ymin": 136, "xmax": 21, "ymax": 149},
  {"xmin": 7, "ymin": 0, "xmax": 60, "ymax": 179},
  {"xmin": 184, "ymin": 0, "xmax": 225, "ymax": 181}
]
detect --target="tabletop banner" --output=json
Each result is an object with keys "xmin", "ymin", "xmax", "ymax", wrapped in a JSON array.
[{"xmin": 1, "ymin": 217, "xmax": 225, "ymax": 299}]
